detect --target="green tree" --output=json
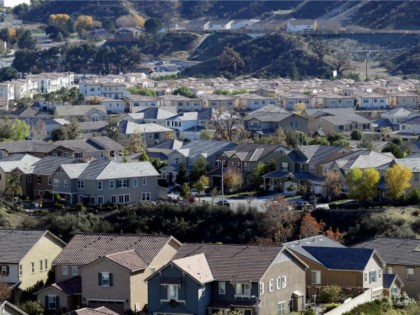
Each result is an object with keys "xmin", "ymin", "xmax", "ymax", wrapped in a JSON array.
[
  {"xmin": 173, "ymin": 86, "xmax": 196, "ymax": 98},
  {"xmin": 385, "ymin": 164, "xmax": 412, "ymax": 200},
  {"xmin": 351, "ymin": 130, "xmax": 363, "ymax": 140},
  {"xmin": 250, "ymin": 160, "xmax": 276, "ymax": 190},
  {"xmin": 180, "ymin": 182, "xmax": 191, "ymax": 199},
  {"xmin": 9, "ymin": 119, "xmax": 29, "ymax": 141},
  {"xmin": 345, "ymin": 168, "xmax": 380, "ymax": 201},
  {"xmin": 51, "ymin": 126, "xmax": 67, "ymax": 141},
  {"xmin": 138, "ymin": 151, "xmax": 150, "ymax": 161},
  {"xmin": 144, "ymin": 17, "xmax": 164, "ymax": 36},
  {"xmin": 65, "ymin": 118, "xmax": 81, "ymax": 140},
  {"xmin": 0, "ymin": 66, "xmax": 18, "ymax": 82},
  {"xmin": 189, "ymin": 156, "xmax": 209, "ymax": 182},
  {"xmin": 200, "ymin": 129, "xmax": 213, "ymax": 140},
  {"xmin": 12, "ymin": 49, "xmax": 38, "ymax": 73},
  {"xmin": 17, "ymin": 30, "xmax": 36, "ymax": 49},
  {"xmin": 382, "ymin": 142, "xmax": 406, "ymax": 158},
  {"xmin": 176, "ymin": 160, "xmax": 188, "ymax": 185},
  {"xmin": 19, "ymin": 301, "xmax": 44, "ymax": 315},
  {"xmin": 219, "ymin": 46, "xmax": 245, "ymax": 75},
  {"xmin": 195, "ymin": 175, "xmax": 209, "ymax": 201},
  {"xmin": 126, "ymin": 133, "xmax": 146, "ymax": 154},
  {"xmin": 4, "ymin": 175, "xmax": 23, "ymax": 201}
]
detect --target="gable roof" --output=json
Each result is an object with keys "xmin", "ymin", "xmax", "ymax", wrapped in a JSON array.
[
  {"xmin": 0, "ymin": 301, "xmax": 28, "ymax": 315},
  {"xmin": 118, "ymin": 120, "xmax": 173, "ymax": 134},
  {"xmin": 104, "ymin": 250, "xmax": 147, "ymax": 272},
  {"xmin": 54, "ymin": 233, "xmax": 180, "ymax": 266},
  {"xmin": 383, "ymin": 273, "xmax": 403, "ymax": 289},
  {"xmin": 37, "ymin": 276, "xmax": 82, "ymax": 295},
  {"xmin": 77, "ymin": 160, "xmax": 159, "ymax": 180},
  {"xmin": 301, "ymin": 246, "xmax": 377, "ymax": 271},
  {"xmin": 55, "ymin": 105, "xmax": 106, "ymax": 117},
  {"xmin": 65, "ymin": 306, "xmax": 119, "ymax": 315},
  {"xmin": 173, "ymin": 243, "xmax": 283, "ymax": 282},
  {"xmin": 331, "ymin": 150, "xmax": 395, "ymax": 170},
  {"xmin": 0, "ymin": 230, "xmax": 65, "ymax": 263},
  {"xmin": 33, "ymin": 156, "xmax": 77, "ymax": 175},
  {"xmin": 225, "ymin": 142, "xmax": 287, "ymax": 162},
  {"xmin": 175, "ymin": 140, "xmax": 236, "ymax": 159},
  {"xmin": 289, "ymin": 145, "xmax": 344, "ymax": 164},
  {"xmin": 0, "ymin": 154, "xmax": 40, "ymax": 173},
  {"xmin": 0, "ymin": 140, "xmax": 61, "ymax": 155},
  {"xmin": 353, "ymin": 237, "xmax": 420, "ymax": 266},
  {"xmin": 172, "ymin": 253, "xmax": 214, "ymax": 284}
]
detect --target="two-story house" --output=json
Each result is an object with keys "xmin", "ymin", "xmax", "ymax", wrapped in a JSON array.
[
  {"xmin": 263, "ymin": 145, "xmax": 347, "ymax": 195},
  {"xmin": 147, "ymin": 243, "xmax": 307, "ymax": 315},
  {"xmin": 55, "ymin": 105, "xmax": 108, "ymax": 122},
  {"xmin": 285, "ymin": 236, "xmax": 385, "ymax": 299},
  {"xmin": 118, "ymin": 120, "xmax": 175, "ymax": 146},
  {"xmin": 37, "ymin": 233, "xmax": 181, "ymax": 314},
  {"xmin": 237, "ymin": 94, "xmax": 277, "ymax": 111},
  {"xmin": 354, "ymin": 237, "xmax": 420, "ymax": 300},
  {"xmin": 52, "ymin": 159, "xmax": 162, "ymax": 205},
  {"xmin": 0, "ymin": 230, "xmax": 65, "ymax": 290},
  {"xmin": 159, "ymin": 95, "xmax": 204, "ymax": 112},
  {"xmin": 128, "ymin": 96, "xmax": 160, "ymax": 112}
]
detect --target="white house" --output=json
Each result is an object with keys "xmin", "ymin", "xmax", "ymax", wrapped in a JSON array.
[
  {"xmin": 204, "ymin": 20, "xmax": 234, "ymax": 31},
  {"xmin": 128, "ymin": 96, "xmax": 160, "ymax": 112},
  {"xmin": 400, "ymin": 116, "xmax": 420, "ymax": 134},
  {"xmin": 355, "ymin": 93, "xmax": 389, "ymax": 109},
  {"xmin": 100, "ymin": 98, "xmax": 127, "ymax": 114}
]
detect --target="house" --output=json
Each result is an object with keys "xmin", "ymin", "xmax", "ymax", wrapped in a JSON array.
[
  {"xmin": 100, "ymin": 98, "xmax": 126, "ymax": 114},
  {"xmin": 99, "ymin": 83, "xmax": 127, "ymax": 99},
  {"xmin": 244, "ymin": 105, "xmax": 309, "ymax": 136},
  {"xmin": 210, "ymin": 142, "xmax": 288, "ymax": 188},
  {"xmin": 147, "ymin": 243, "xmax": 307, "ymax": 315},
  {"xmin": 115, "ymin": 27, "xmax": 142, "ymax": 40},
  {"xmin": 285, "ymin": 236, "xmax": 385, "ymax": 299},
  {"xmin": 159, "ymin": 95, "xmax": 204, "ymax": 112},
  {"xmin": 122, "ymin": 107, "xmax": 176, "ymax": 125},
  {"xmin": 354, "ymin": 93, "xmax": 389, "ymax": 110},
  {"xmin": 55, "ymin": 105, "xmax": 108, "ymax": 122},
  {"xmin": 165, "ymin": 111, "xmax": 211, "ymax": 140},
  {"xmin": 0, "ymin": 229, "xmax": 66, "ymax": 290},
  {"xmin": 127, "ymin": 96, "xmax": 160, "ymax": 112},
  {"xmin": 146, "ymin": 139, "xmax": 183, "ymax": 161},
  {"xmin": 54, "ymin": 136, "xmax": 125, "ymax": 161},
  {"xmin": 305, "ymin": 108, "xmax": 371, "ymax": 134},
  {"xmin": 395, "ymin": 156, "xmax": 420, "ymax": 189},
  {"xmin": 381, "ymin": 108, "xmax": 414, "ymax": 125},
  {"xmin": 399, "ymin": 115, "xmax": 420, "ymax": 134},
  {"xmin": 312, "ymin": 93, "xmax": 355, "ymax": 109},
  {"xmin": 161, "ymin": 140, "xmax": 235, "ymax": 184},
  {"xmin": 0, "ymin": 301, "xmax": 28, "ymax": 315},
  {"xmin": 237, "ymin": 94, "xmax": 277, "ymax": 111},
  {"xmin": 353, "ymin": 237, "xmax": 420, "ymax": 299},
  {"xmin": 38, "ymin": 233, "xmax": 182, "ymax": 313},
  {"xmin": 118, "ymin": 121, "xmax": 175, "ymax": 146},
  {"xmin": 388, "ymin": 93, "xmax": 418, "ymax": 109},
  {"xmin": 0, "ymin": 140, "xmax": 73, "ymax": 159},
  {"xmin": 286, "ymin": 19, "xmax": 317, "ymax": 32},
  {"xmin": 263, "ymin": 145, "xmax": 347, "ymax": 195},
  {"xmin": 201, "ymin": 94, "xmax": 238, "ymax": 110},
  {"xmin": 52, "ymin": 159, "xmax": 162, "ymax": 205},
  {"xmin": 383, "ymin": 274, "xmax": 404, "ymax": 299},
  {"xmin": 278, "ymin": 92, "xmax": 312, "ymax": 110}
]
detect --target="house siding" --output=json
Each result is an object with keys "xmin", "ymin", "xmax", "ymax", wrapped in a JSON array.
[{"xmin": 386, "ymin": 264, "xmax": 420, "ymax": 299}]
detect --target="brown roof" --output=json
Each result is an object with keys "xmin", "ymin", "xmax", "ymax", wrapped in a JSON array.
[
  {"xmin": 105, "ymin": 250, "xmax": 147, "ymax": 271},
  {"xmin": 54, "ymin": 233, "xmax": 179, "ymax": 266},
  {"xmin": 173, "ymin": 243, "xmax": 283, "ymax": 282}
]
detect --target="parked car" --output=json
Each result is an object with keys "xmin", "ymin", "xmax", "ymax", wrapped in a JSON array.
[{"xmin": 217, "ymin": 200, "xmax": 230, "ymax": 207}]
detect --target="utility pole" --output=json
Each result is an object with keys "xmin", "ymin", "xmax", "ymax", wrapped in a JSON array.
[{"xmin": 221, "ymin": 161, "xmax": 224, "ymax": 202}]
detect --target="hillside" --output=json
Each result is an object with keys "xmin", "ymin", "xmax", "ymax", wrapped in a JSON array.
[
  {"xmin": 16, "ymin": 0, "xmax": 420, "ymax": 30},
  {"xmin": 184, "ymin": 33, "xmax": 332, "ymax": 78},
  {"xmin": 382, "ymin": 44, "xmax": 420, "ymax": 77}
]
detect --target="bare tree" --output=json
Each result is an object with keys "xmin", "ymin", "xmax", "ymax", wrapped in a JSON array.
[
  {"xmin": 210, "ymin": 106, "xmax": 241, "ymax": 141},
  {"xmin": 309, "ymin": 38, "xmax": 330, "ymax": 64}
]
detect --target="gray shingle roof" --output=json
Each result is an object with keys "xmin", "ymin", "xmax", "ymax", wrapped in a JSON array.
[
  {"xmin": 353, "ymin": 237, "xmax": 420, "ymax": 266},
  {"xmin": 0, "ymin": 140, "xmax": 59, "ymax": 154},
  {"xmin": 54, "ymin": 233, "xmax": 178, "ymax": 266},
  {"xmin": 0, "ymin": 230, "xmax": 65, "ymax": 263},
  {"xmin": 33, "ymin": 156, "xmax": 77, "ymax": 175},
  {"xmin": 173, "ymin": 243, "xmax": 283, "ymax": 282}
]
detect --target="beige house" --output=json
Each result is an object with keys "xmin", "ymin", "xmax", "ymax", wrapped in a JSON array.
[
  {"xmin": 37, "ymin": 233, "xmax": 182, "ymax": 314},
  {"xmin": 354, "ymin": 238, "xmax": 420, "ymax": 300},
  {"xmin": 286, "ymin": 236, "xmax": 385, "ymax": 299},
  {"xmin": 0, "ymin": 230, "xmax": 66, "ymax": 290}
]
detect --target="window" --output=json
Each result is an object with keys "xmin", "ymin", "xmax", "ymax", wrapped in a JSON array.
[
  {"xmin": 124, "ymin": 194, "xmax": 130, "ymax": 203},
  {"xmin": 281, "ymin": 163, "xmax": 288, "ymax": 172},
  {"xmin": 31, "ymin": 262, "xmax": 35, "ymax": 273},
  {"xmin": 277, "ymin": 276, "xmax": 282, "ymax": 290},
  {"xmin": 62, "ymin": 265, "xmax": 68, "ymax": 276},
  {"xmin": 53, "ymin": 179, "xmax": 60, "ymax": 187},
  {"xmin": 378, "ymin": 269, "xmax": 382, "ymax": 279},
  {"xmin": 269, "ymin": 279, "xmax": 274, "ymax": 292},
  {"xmin": 387, "ymin": 266, "xmax": 393, "ymax": 274},
  {"xmin": 116, "ymin": 179, "xmax": 129, "ymax": 188},
  {"xmin": 167, "ymin": 284, "xmax": 178, "ymax": 300},
  {"xmin": 259, "ymin": 282, "xmax": 264, "ymax": 295},
  {"xmin": 64, "ymin": 180, "xmax": 68, "ymax": 188},
  {"xmin": 98, "ymin": 196, "xmax": 104, "ymax": 205},
  {"xmin": 218, "ymin": 282, "xmax": 226, "ymax": 295},
  {"xmin": 311, "ymin": 270, "xmax": 321, "ymax": 284},
  {"xmin": 0, "ymin": 265, "xmax": 9, "ymax": 276},
  {"xmin": 407, "ymin": 268, "xmax": 415, "ymax": 281},
  {"xmin": 235, "ymin": 283, "xmax": 251, "ymax": 297},
  {"xmin": 71, "ymin": 266, "xmax": 78, "ymax": 276},
  {"xmin": 48, "ymin": 177, "xmax": 52, "ymax": 185},
  {"xmin": 77, "ymin": 180, "xmax": 84, "ymax": 189},
  {"xmin": 111, "ymin": 195, "xmax": 117, "ymax": 204},
  {"xmin": 132, "ymin": 178, "xmax": 138, "ymax": 187},
  {"xmin": 278, "ymin": 301, "xmax": 286, "ymax": 315},
  {"xmin": 142, "ymin": 192, "xmax": 151, "ymax": 201},
  {"xmin": 37, "ymin": 176, "xmax": 42, "ymax": 184},
  {"xmin": 47, "ymin": 295, "xmax": 58, "ymax": 310},
  {"xmin": 364, "ymin": 272, "xmax": 368, "ymax": 282},
  {"xmin": 281, "ymin": 276, "xmax": 287, "ymax": 289},
  {"xmin": 98, "ymin": 272, "xmax": 113, "ymax": 287},
  {"xmin": 118, "ymin": 195, "xmax": 124, "ymax": 203},
  {"xmin": 109, "ymin": 180, "xmax": 115, "ymax": 189},
  {"xmin": 142, "ymin": 178, "xmax": 147, "ymax": 185},
  {"xmin": 19, "ymin": 265, "xmax": 22, "ymax": 276},
  {"xmin": 27, "ymin": 175, "xmax": 32, "ymax": 183},
  {"xmin": 97, "ymin": 181, "xmax": 102, "ymax": 190},
  {"xmin": 369, "ymin": 270, "xmax": 377, "ymax": 283},
  {"xmin": 40, "ymin": 260, "xmax": 43, "ymax": 272},
  {"xmin": 45, "ymin": 259, "xmax": 48, "ymax": 270}
]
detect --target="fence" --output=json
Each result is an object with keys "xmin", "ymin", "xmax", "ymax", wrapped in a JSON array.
[{"xmin": 324, "ymin": 288, "xmax": 373, "ymax": 315}]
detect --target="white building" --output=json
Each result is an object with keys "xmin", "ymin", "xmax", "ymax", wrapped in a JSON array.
[
  {"xmin": 286, "ymin": 19, "xmax": 317, "ymax": 32},
  {"xmin": 0, "ymin": 0, "xmax": 30, "ymax": 7}
]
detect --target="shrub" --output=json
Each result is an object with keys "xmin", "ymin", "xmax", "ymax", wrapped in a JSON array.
[
  {"xmin": 19, "ymin": 301, "xmax": 44, "ymax": 315},
  {"xmin": 324, "ymin": 303, "xmax": 340, "ymax": 312},
  {"xmin": 318, "ymin": 285, "xmax": 342, "ymax": 303},
  {"xmin": 351, "ymin": 130, "xmax": 363, "ymax": 140}
]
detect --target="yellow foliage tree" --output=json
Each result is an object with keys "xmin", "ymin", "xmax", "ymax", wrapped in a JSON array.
[
  {"xmin": 385, "ymin": 164, "xmax": 412, "ymax": 200},
  {"xmin": 7, "ymin": 27, "xmax": 16, "ymax": 39},
  {"xmin": 75, "ymin": 15, "xmax": 102, "ymax": 32},
  {"xmin": 116, "ymin": 13, "xmax": 145, "ymax": 28},
  {"xmin": 293, "ymin": 102, "xmax": 306, "ymax": 115},
  {"xmin": 49, "ymin": 13, "xmax": 70, "ymax": 27},
  {"xmin": 345, "ymin": 167, "xmax": 380, "ymax": 201}
]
